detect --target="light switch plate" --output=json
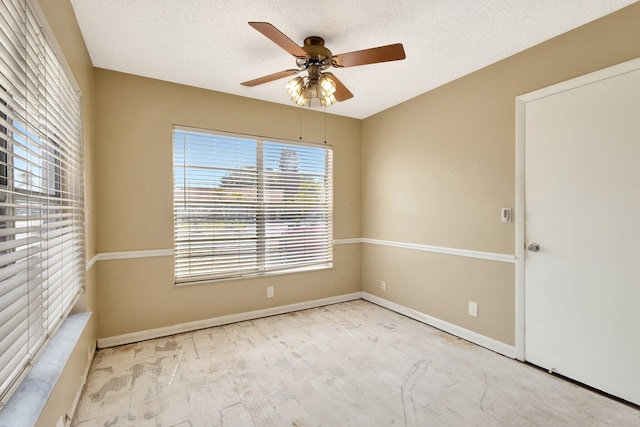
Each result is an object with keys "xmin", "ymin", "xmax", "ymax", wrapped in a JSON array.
[{"xmin": 501, "ymin": 208, "xmax": 512, "ymax": 222}]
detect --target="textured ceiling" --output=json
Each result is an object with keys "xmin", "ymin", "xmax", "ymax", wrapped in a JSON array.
[{"xmin": 70, "ymin": 0, "xmax": 637, "ymax": 119}]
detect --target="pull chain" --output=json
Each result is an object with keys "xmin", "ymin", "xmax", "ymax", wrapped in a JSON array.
[{"xmin": 323, "ymin": 106, "xmax": 327, "ymax": 144}]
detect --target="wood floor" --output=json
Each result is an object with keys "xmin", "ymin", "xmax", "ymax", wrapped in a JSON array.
[{"xmin": 73, "ymin": 300, "xmax": 639, "ymax": 426}]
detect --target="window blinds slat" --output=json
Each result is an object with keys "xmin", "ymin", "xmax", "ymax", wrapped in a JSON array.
[
  {"xmin": 173, "ymin": 129, "xmax": 332, "ymax": 283},
  {"xmin": 0, "ymin": 330, "xmax": 29, "ymax": 386},
  {"xmin": 0, "ymin": 247, "xmax": 44, "ymax": 268},
  {"xmin": 0, "ymin": 260, "xmax": 43, "ymax": 283},
  {"xmin": 0, "ymin": 310, "xmax": 27, "ymax": 356},
  {"xmin": 0, "ymin": 0, "xmax": 84, "ymax": 404}
]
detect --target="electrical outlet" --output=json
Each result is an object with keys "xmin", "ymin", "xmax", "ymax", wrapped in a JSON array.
[
  {"xmin": 468, "ymin": 301, "xmax": 478, "ymax": 317},
  {"xmin": 267, "ymin": 286, "xmax": 274, "ymax": 298},
  {"xmin": 381, "ymin": 281, "xmax": 386, "ymax": 291}
]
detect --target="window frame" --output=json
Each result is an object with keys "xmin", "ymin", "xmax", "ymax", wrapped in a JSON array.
[{"xmin": 172, "ymin": 126, "xmax": 334, "ymax": 285}]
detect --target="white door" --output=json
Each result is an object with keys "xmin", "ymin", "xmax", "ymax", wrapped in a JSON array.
[{"xmin": 522, "ymin": 61, "xmax": 640, "ymax": 405}]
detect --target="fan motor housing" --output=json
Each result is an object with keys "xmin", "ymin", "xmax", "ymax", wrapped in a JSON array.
[{"xmin": 300, "ymin": 36, "xmax": 332, "ymax": 67}]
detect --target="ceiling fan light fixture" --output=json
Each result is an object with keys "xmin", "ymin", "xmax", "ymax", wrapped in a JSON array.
[
  {"xmin": 306, "ymin": 80, "xmax": 321, "ymax": 99},
  {"xmin": 285, "ymin": 76, "xmax": 304, "ymax": 97},
  {"xmin": 320, "ymin": 92, "xmax": 337, "ymax": 107},
  {"xmin": 318, "ymin": 74, "xmax": 336, "ymax": 95},
  {"xmin": 285, "ymin": 73, "xmax": 338, "ymax": 107},
  {"xmin": 291, "ymin": 89, "xmax": 307, "ymax": 106}
]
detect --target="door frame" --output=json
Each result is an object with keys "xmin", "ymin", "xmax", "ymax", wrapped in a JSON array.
[{"xmin": 514, "ymin": 56, "xmax": 640, "ymax": 362}]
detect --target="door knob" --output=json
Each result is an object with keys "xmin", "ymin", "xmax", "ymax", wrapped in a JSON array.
[{"xmin": 527, "ymin": 243, "xmax": 540, "ymax": 252}]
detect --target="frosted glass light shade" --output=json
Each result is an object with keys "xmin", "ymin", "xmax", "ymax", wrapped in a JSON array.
[{"xmin": 285, "ymin": 73, "xmax": 338, "ymax": 107}]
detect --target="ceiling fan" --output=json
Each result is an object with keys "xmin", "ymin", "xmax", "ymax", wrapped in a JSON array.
[{"xmin": 241, "ymin": 22, "xmax": 406, "ymax": 107}]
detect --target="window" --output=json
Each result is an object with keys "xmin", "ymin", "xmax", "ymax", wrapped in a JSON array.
[
  {"xmin": 0, "ymin": 0, "xmax": 84, "ymax": 404},
  {"xmin": 173, "ymin": 128, "xmax": 333, "ymax": 283}
]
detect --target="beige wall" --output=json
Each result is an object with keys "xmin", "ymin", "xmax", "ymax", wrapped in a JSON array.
[
  {"xmin": 94, "ymin": 70, "xmax": 362, "ymax": 339},
  {"xmin": 34, "ymin": 0, "xmax": 97, "ymax": 425},
  {"xmin": 361, "ymin": 3, "xmax": 640, "ymax": 345}
]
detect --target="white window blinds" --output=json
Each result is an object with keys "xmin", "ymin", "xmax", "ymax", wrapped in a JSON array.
[
  {"xmin": 173, "ymin": 128, "xmax": 333, "ymax": 283},
  {"xmin": 0, "ymin": 0, "xmax": 84, "ymax": 404}
]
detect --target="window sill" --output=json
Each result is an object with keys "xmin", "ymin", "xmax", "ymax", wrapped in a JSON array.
[
  {"xmin": 0, "ymin": 312, "xmax": 92, "ymax": 427},
  {"xmin": 175, "ymin": 262, "xmax": 333, "ymax": 286}
]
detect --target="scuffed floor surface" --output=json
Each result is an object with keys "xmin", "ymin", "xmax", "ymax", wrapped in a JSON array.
[{"xmin": 73, "ymin": 300, "xmax": 640, "ymax": 426}]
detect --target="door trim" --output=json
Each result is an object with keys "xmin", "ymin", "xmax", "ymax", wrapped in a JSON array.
[{"xmin": 514, "ymin": 56, "xmax": 640, "ymax": 362}]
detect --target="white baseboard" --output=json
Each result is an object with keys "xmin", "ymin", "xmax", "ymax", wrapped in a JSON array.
[
  {"xmin": 97, "ymin": 292, "xmax": 363, "ymax": 348},
  {"xmin": 97, "ymin": 292, "xmax": 515, "ymax": 359},
  {"xmin": 361, "ymin": 292, "xmax": 516, "ymax": 358}
]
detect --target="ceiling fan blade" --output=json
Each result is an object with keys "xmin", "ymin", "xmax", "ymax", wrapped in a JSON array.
[
  {"xmin": 241, "ymin": 69, "xmax": 300, "ymax": 87},
  {"xmin": 327, "ymin": 74, "xmax": 353, "ymax": 102},
  {"xmin": 248, "ymin": 22, "xmax": 307, "ymax": 57},
  {"xmin": 332, "ymin": 43, "xmax": 406, "ymax": 68}
]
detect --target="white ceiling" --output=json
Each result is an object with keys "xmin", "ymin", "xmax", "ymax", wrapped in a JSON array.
[{"xmin": 70, "ymin": 0, "xmax": 636, "ymax": 119}]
